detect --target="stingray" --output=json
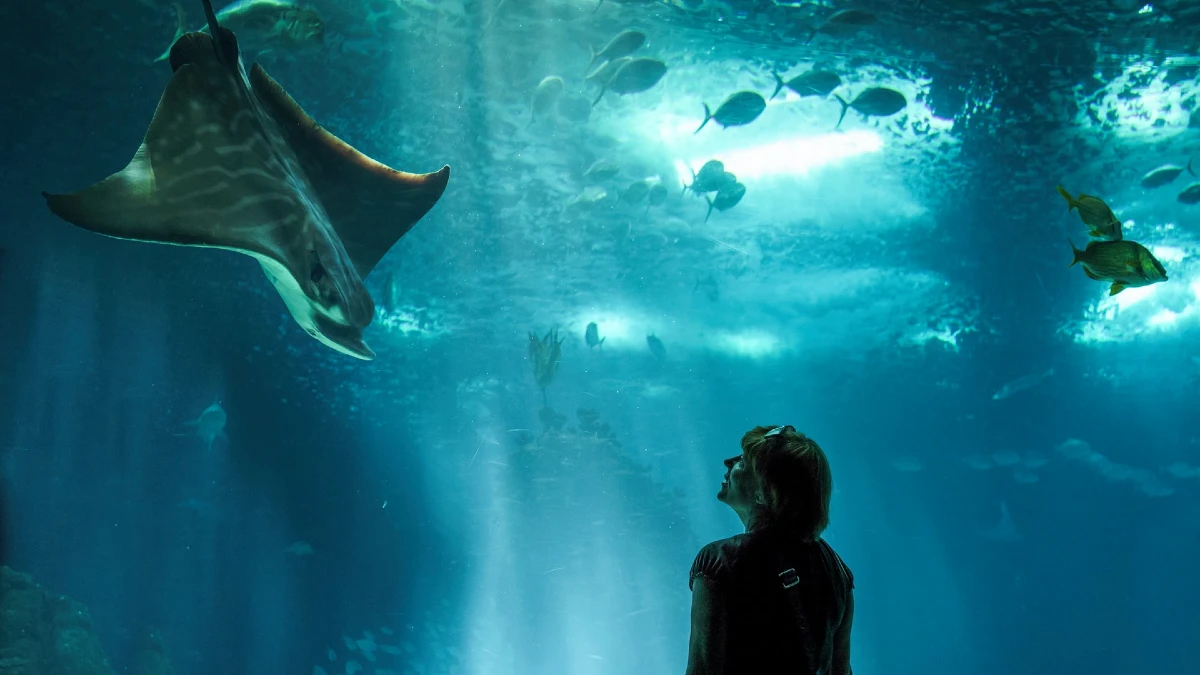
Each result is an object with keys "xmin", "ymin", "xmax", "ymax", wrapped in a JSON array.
[
  {"xmin": 42, "ymin": 0, "xmax": 450, "ymax": 360},
  {"xmin": 186, "ymin": 399, "xmax": 227, "ymax": 452}
]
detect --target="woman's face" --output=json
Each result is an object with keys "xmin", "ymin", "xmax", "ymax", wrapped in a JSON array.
[{"xmin": 717, "ymin": 452, "xmax": 758, "ymax": 510}]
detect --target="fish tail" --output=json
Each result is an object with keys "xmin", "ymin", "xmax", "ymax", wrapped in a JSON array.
[
  {"xmin": 172, "ymin": 2, "xmax": 187, "ymax": 39},
  {"xmin": 1068, "ymin": 238, "xmax": 1083, "ymax": 268},
  {"xmin": 1056, "ymin": 185, "xmax": 1077, "ymax": 212},
  {"xmin": 704, "ymin": 195, "xmax": 715, "ymax": 223},
  {"xmin": 834, "ymin": 95, "xmax": 850, "ymax": 129},
  {"xmin": 770, "ymin": 72, "xmax": 784, "ymax": 101},
  {"xmin": 695, "ymin": 103, "xmax": 712, "ymax": 134},
  {"xmin": 584, "ymin": 47, "xmax": 598, "ymax": 76},
  {"xmin": 1189, "ymin": 157, "xmax": 1195, "ymax": 178}
]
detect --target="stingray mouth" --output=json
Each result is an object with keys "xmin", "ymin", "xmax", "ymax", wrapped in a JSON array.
[{"xmin": 313, "ymin": 312, "xmax": 375, "ymax": 360}]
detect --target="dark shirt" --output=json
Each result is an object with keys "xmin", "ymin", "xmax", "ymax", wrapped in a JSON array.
[{"xmin": 689, "ymin": 526, "xmax": 854, "ymax": 675}]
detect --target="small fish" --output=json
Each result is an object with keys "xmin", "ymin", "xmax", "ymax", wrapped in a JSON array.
[
  {"xmin": 592, "ymin": 57, "xmax": 668, "ymax": 107},
  {"xmin": 646, "ymin": 334, "xmax": 666, "ymax": 359},
  {"xmin": 583, "ymin": 159, "xmax": 621, "ymax": 182},
  {"xmin": 155, "ymin": 0, "xmax": 325, "ymax": 62},
  {"xmin": 980, "ymin": 502, "xmax": 1020, "ymax": 542},
  {"xmin": 585, "ymin": 322, "xmax": 606, "ymax": 349},
  {"xmin": 992, "ymin": 368, "xmax": 1053, "ymax": 400},
  {"xmin": 645, "ymin": 183, "xmax": 668, "ymax": 212},
  {"xmin": 527, "ymin": 75, "xmax": 564, "ymax": 129},
  {"xmin": 1140, "ymin": 159, "xmax": 1194, "ymax": 189},
  {"xmin": 705, "ymin": 182, "xmax": 746, "ymax": 222},
  {"xmin": 186, "ymin": 400, "xmax": 227, "ymax": 451},
  {"xmin": 834, "ymin": 88, "xmax": 906, "ymax": 128},
  {"xmin": 565, "ymin": 186, "xmax": 608, "ymax": 210},
  {"xmin": 1056, "ymin": 186, "xmax": 1122, "ymax": 240},
  {"xmin": 584, "ymin": 29, "xmax": 646, "ymax": 75},
  {"xmin": 621, "ymin": 180, "xmax": 651, "ymax": 205},
  {"xmin": 770, "ymin": 70, "xmax": 841, "ymax": 100},
  {"xmin": 379, "ymin": 270, "xmax": 401, "ymax": 313},
  {"xmin": 327, "ymin": 649, "xmax": 337, "ymax": 662},
  {"xmin": 807, "ymin": 9, "xmax": 877, "ymax": 44},
  {"xmin": 284, "ymin": 540, "xmax": 314, "ymax": 556},
  {"xmin": 1178, "ymin": 182, "xmax": 1200, "ymax": 204},
  {"xmin": 695, "ymin": 91, "xmax": 766, "ymax": 133},
  {"xmin": 684, "ymin": 160, "xmax": 734, "ymax": 196},
  {"xmin": 1069, "ymin": 239, "xmax": 1168, "ymax": 295},
  {"xmin": 585, "ymin": 57, "xmax": 631, "ymax": 88}
]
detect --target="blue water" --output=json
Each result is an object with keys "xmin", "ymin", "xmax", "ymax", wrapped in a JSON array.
[{"xmin": 2, "ymin": 0, "xmax": 1200, "ymax": 673}]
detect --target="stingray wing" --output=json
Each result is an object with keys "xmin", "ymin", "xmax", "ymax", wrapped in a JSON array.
[
  {"xmin": 44, "ymin": 34, "xmax": 312, "ymax": 263},
  {"xmin": 248, "ymin": 63, "xmax": 450, "ymax": 279}
]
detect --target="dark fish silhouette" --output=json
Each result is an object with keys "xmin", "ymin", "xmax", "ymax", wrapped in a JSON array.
[
  {"xmin": 42, "ymin": 0, "xmax": 450, "ymax": 360},
  {"xmin": 696, "ymin": 91, "xmax": 766, "ymax": 133},
  {"xmin": 705, "ymin": 182, "xmax": 747, "ymax": 222},
  {"xmin": 770, "ymin": 70, "xmax": 841, "ymax": 100},
  {"xmin": 646, "ymin": 334, "xmax": 666, "ymax": 359},
  {"xmin": 585, "ymin": 322, "xmax": 606, "ymax": 349},
  {"xmin": 834, "ymin": 87, "xmax": 906, "ymax": 128}
]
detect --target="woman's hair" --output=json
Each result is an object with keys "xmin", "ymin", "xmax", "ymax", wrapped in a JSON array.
[{"xmin": 741, "ymin": 425, "xmax": 833, "ymax": 540}]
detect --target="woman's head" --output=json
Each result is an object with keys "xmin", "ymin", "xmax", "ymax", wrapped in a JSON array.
[{"xmin": 717, "ymin": 425, "xmax": 833, "ymax": 539}]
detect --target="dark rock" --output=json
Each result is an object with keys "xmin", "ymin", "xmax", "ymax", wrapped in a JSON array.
[{"xmin": 0, "ymin": 566, "xmax": 115, "ymax": 675}]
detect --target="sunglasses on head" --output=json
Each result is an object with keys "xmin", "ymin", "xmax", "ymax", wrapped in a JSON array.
[{"xmin": 763, "ymin": 425, "xmax": 795, "ymax": 439}]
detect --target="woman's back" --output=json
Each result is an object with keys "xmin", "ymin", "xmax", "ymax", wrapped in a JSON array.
[{"xmin": 689, "ymin": 526, "xmax": 854, "ymax": 675}]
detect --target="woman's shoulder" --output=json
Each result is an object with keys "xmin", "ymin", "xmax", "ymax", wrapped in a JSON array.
[{"xmin": 688, "ymin": 533, "xmax": 752, "ymax": 589}]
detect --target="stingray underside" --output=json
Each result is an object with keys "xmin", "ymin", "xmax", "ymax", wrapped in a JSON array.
[{"xmin": 44, "ymin": 32, "xmax": 451, "ymax": 279}]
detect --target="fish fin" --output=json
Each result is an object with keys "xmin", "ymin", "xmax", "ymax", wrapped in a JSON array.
[
  {"xmin": 1109, "ymin": 282, "xmax": 1127, "ymax": 296},
  {"xmin": 584, "ymin": 45, "xmax": 598, "ymax": 75},
  {"xmin": 1082, "ymin": 266, "xmax": 1101, "ymax": 280},
  {"xmin": 249, "ymin": 64, "xmax": 450, "ymax": 278},
  {"xmin": 154, "ymin": 3, "xmax": 191, "ymax": 62},
  {"xmin": 770, "ymin": 72, "xmax": 784, "ymax": 101},
  {"xmin": 834, "ymin": 94, "xmax": 850, "ymax": 129},
  {"xmin": 1068, "ymin": 238, "xmax": 1082, "ymax": 267},
  {"xmin": 1189, "ymin": 157, "xmax": 1195, "ymax": 178},
  {"xmin": 694, "ymin": 103, "xmax": 712, "ymax": 134},
  {"xmin": 1056, "ymin": 185, "xmax": 1077, "ymax": 212}
]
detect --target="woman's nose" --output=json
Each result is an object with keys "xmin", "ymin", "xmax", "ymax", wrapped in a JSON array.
[{"xmin": 723, "ymin": 455, "xmax": 739, "ymax": 469}]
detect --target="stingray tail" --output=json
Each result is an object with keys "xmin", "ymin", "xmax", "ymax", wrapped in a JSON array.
[
  {"xmin": 592, "ymin": 86, "xmax": 607, "ymax": 108},
  {"xmin": 704, "ymin": 195, "xmax": 715, "ymax": 223},
  {"xmin": 834, "ymin": 94, "xmax": 850, "ymax": 129},
  {"xmin": 200, "ymin": 0, "xmax": 237, "ymax": 66},
  {"xmin": 593, "ymin": 0, "xmax": 606, "ymax": 15},
  {"xmin": 770, "ymin": 72, "xmax": 785, "ymax": 101},
  {"xmin": 695, "ymin": 103, "xmax": 713, "ymax": 134}
]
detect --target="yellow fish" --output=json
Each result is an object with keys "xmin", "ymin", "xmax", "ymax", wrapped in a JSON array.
[
  {"xmin": 1057, "ymin": 185, "xmax": 1123, "ymax": 241},
  {"xmin": 1069, "ymin": 239, "xmax": 1167, "ymax": 296}
]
